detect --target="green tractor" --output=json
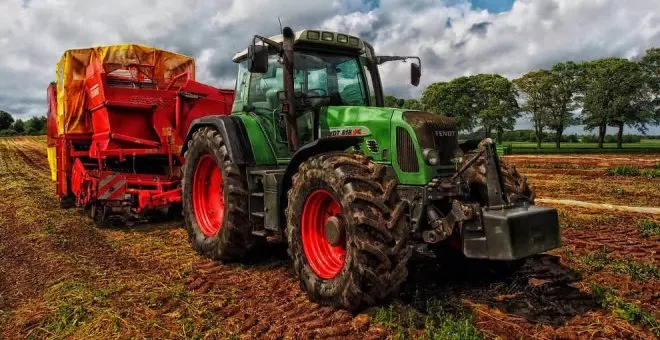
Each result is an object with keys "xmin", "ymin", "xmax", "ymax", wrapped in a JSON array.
[{"xmin": 181, "ymin": 27, "xmax": 560, "ymax": 311}]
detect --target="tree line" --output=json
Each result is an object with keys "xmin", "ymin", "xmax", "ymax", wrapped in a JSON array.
[
  {"xmin": 390, "ymin": 47, "xmax": 659, "ymax": 149},
  {"xmin": 0, "ymin": 111, "xmax": 47, "ymax": 136},
  {"xmin": 463, "ymin": 129, "xmax": 655, "ymax": 144}
]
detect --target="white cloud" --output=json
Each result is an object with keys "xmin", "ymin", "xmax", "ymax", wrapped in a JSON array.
[{"xmin": 0, "ymin": 0, "xmax": 658, "ymax": 134}]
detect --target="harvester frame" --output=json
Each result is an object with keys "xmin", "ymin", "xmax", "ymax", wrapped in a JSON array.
[{"xmin": 47, "ymin": 45, "xmax": 234, "ymax": 223}]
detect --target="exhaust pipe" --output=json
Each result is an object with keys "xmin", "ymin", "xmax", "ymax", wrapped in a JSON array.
[{"xmin": 281, "ymin": 26, "xmax": 299, "ymax": 151}]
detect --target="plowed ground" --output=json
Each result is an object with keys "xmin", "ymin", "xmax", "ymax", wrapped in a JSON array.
[{"xmin": 0, "ymin": 136, "xmax": 658, "ymax": 339}]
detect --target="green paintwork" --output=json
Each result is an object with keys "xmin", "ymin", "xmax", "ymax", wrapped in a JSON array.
[
  {"xmin": 233, "ymin": 113, "xmax": 277, "ymax": 165},
  {"xmin": 234, "ymin": 105, "xmax": 446, "ymax": 187},
  {"xmin": 389, "ymin": 109, "xmax": 454, "ymax": 186},
  {"xmin": 321, "ymin": 106, "xmax": 393, "ymax": 162}
]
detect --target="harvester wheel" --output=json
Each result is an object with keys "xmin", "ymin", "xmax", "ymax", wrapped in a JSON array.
[
  {"xmin": 286, "ymin": 152, "xmax": 411, "ymax": 311},
  {"xmin": 182, "ymin": 127, "xmax": 258, "ymax": 261},
  {"xmin": 59, "ymin": 195, "xmax": 75, "ymax": 209}
]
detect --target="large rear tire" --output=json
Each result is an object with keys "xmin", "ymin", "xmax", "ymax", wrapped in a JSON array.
[
  {"xmin": 182, "ymin": 127, "xmax": 258, "ymax": 261},
  {"xmin": 286, "ymin": 152, "xmax": 411, "ymax": 311}
]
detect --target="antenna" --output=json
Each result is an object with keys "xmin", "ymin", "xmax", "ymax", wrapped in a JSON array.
[{"xmin": 278, "ymin": 17, "xmax": 283, "ymax": 34}]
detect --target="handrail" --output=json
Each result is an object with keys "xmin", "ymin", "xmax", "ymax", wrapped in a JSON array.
[{"xmin": 164, "ymin": 71, "xmax": 191, "ymax": 91}]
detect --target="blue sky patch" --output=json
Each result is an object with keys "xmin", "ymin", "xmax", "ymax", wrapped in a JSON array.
[{"xmin": 470, "ymin": 0, "xmax": 514, "ymax": 13}]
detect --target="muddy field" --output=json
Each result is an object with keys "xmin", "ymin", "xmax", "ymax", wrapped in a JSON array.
[{"xmin": 0, "ymin": 136, "xmax": 658, "ymax": 339}]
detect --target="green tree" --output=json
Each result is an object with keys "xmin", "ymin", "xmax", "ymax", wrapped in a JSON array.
[
  {"xmin": 25, "ymin": 116, "xmax": 47, "ymax": 134},
  {"xmin": 401, "ymin": 98, "xmax": 422, "ymax": 110},
  {"xmin": 12, "ymin": 119, "xmax": 25, "ymax": 134},
  {"xmin": 421, "ymin": 77, "xmax": 479, "ymax": 131},
  {"xmin": 422, "ymin": 75, "xmax": 519, "ymax": 136},
  {"xmin": 0, "ymin": 111, "xmax": 14, "ymax": 130},
  {"xmin": 581, "ymin": 58, "xmax": 654, "ymax": 148},
  {"xmin": 514, "ymin": 70, "xmax": 553, "ymax": 149},
  {"xmin": 640, "ymin": 47, "xmax": 659, "ymax": 118},
  {"xmin": 472, "ymin": 74, "xmax": 520, "ymax": 140},
  {"xmin": 384, "ymin": 95, "xmax": 404, "ymax": 108},
  {"xmin": 547, "ymin": 62, "xmax": 581, "ymax": 148}
]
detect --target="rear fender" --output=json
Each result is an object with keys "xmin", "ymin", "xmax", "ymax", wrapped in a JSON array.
[{"xmin": 181, "ymin": 115, "xmax": 254, "ymax": 166}]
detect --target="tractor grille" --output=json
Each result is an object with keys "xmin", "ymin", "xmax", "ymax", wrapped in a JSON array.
[
  {"xmin": 427, "ymin": 121, "xmax": 457, "ymax": 166},
  {"xmin": 402, "ymin": 111, "xmax": 457, "ymax": 167},
  {"xmin": 396, "ymin": 127, "xmax": 419, "ymax": 172}
]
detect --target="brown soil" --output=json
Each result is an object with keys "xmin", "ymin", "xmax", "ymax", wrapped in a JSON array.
[
  {"xmin": 1, "ymin": 137, "xmax": 658, "ymax": 339},
  {"xmin": 504, "ymin": 155, "xmax": 660, "ymax": 208}
]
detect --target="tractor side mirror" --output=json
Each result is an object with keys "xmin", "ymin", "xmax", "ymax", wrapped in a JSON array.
[
  {"xmin": 411, "ymin": 62, "xmax": 421, "ymax": 86},
  {"xmin": 248, "ymin": 44, "xmax": 268, "ymax": 73}
]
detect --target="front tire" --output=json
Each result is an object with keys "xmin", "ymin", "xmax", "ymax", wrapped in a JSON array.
[
  {"xmin": 462, "ymin": 152, "xmax": 535, "ymax": 204},
  {"xmin": 286, "ymin": 152, "xmax": 411, "ymax": 311},
  {"xmin": 446, "ymin": 151, "xmax": 531, "ymax": 276},
  {"xmin": 182, "ymin": 127, "xmax": 258, "ymax": 261}
]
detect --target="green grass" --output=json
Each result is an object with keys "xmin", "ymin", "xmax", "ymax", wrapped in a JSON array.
[
  {"xmin": 606, "ymin": 166, "xmax": 660, "ymax": 178},
  {"xmin": 372, "ymin": 301, "xmax": 483, "ymax": 340},
  {"xmin": 579, "ymin": 247, "xmax": 659, "ymax": 282},
  {"xmin": 607, "ymin": 166, "xmax": 641, "ymax": 176},
  {"xmin": 590, "ymin": 284, "xmax": 659, "ymax": 336},
  {"xmin": 637, "ymin": 220, "xmax": 660, "ymax": 237},
  {"xmin": 506, "ymin": 139, "xmax": 660, "ymax": 154},
  {"xmin": 641, "ymin": 169, "xmax": 660, "ymax": 178}
]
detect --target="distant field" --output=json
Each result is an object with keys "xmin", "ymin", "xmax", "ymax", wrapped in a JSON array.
[{"xmin": 506, "ymin": 139, "xmax": 660, "ymax": 154}]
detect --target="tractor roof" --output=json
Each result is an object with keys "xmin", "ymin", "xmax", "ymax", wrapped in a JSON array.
[{"xmin": 232, "ymin": 29, "xmax": 365, "ymax": 62}]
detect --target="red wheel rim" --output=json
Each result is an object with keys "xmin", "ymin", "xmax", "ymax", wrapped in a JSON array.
[
  {"xmin": 192, "ymin": 154, "xmax": 224, "ymax": 237},
  {"xmin": 301, "ymin": 189, "xmax": 346, "ymax": 279}
]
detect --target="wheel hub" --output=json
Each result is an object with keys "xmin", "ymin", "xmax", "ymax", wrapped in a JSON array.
[{"xmin": 324, "ymin": 216, "xmax": 344, "ymax": 246}]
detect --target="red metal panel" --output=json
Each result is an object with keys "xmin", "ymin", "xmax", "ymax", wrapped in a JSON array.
[{"xmin": 52, "ymin": 46, "xmax": 235, "ymax": 220}]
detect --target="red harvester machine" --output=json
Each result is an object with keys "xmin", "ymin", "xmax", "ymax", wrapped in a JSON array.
[{"xmin": 47, "ymin": 45, "xmax": 234, "ymax": 223}]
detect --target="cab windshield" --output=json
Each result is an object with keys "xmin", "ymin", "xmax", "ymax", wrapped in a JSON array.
[{"xmin": 247, "ymin": 50, "xmax": 374, "ymax": 111}]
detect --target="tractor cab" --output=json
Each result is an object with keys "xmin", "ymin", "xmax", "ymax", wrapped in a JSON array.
[{"xmin": 231, "ymin": 29, "xmax": 420, "ymax": 154}]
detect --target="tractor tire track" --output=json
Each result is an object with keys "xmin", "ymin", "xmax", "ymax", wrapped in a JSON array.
[
  {"xmin": 0, "ymin": 137, "xmax": 149, "ymax": 337},
  {"xmin": 184, "ymin": 258, "xmax": 382, "ymax": 339},
  {"xmin": 3, "ymin": 137, "xmax": 50, "ymax": 172}
]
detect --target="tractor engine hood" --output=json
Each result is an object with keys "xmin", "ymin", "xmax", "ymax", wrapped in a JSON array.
[{"xmin": 401, "ymin": 111, "xmax": 458, "ymax": 166}]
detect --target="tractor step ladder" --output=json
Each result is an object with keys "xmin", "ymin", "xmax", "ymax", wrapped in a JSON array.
[{"xmin": 248, "ymin": 168, "xmax": 285, "ymax": 241}]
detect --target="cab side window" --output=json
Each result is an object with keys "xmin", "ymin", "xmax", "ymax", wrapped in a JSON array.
[{"xmin": 232, "ymin": 61, "xmax": 249, "ymax": 113}]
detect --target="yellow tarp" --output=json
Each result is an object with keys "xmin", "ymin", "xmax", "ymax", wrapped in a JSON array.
[
  {"xmin": 47, "ymin": 146, "xmax": 57, "ymax": 181},
  {"xmin": 55, "ymin": 44, "xmax": 195, "ymax": 135}
]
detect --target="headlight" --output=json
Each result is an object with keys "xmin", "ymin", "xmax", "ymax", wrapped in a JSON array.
[{"xmin": 422, "ymin": 148, "xmax": 440, "ymax": 165}]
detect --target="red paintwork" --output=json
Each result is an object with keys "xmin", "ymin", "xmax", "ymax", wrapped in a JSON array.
[
  {"xmin": 192, "ymin": 154, "xmax": 224, "ymax": 236},
  {"xmin": 48, "ymin": 53, "xmax": 234, "ymax": 216},
  {"xmin": 301, "ymin": 189, "xmax": 346, "ymax": 279}
]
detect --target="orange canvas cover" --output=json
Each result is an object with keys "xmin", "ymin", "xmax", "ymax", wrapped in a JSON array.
[{"xmin": 55, "ymin": 44, "xmax": 195, "ymax": 135}]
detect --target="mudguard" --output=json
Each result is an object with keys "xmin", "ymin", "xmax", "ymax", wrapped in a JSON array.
[
  {"xmin": 277, "ymin": 136, "xmax": 363, "ymax": 231},
  {"xmin": 182, "ymin": 115, "xmax": 254, "ymax": 166}
]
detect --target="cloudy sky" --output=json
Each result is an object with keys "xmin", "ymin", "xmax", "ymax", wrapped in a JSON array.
[{"xmin": 1, "ymin": 0, "xmax": 659, "ymax": 133}]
